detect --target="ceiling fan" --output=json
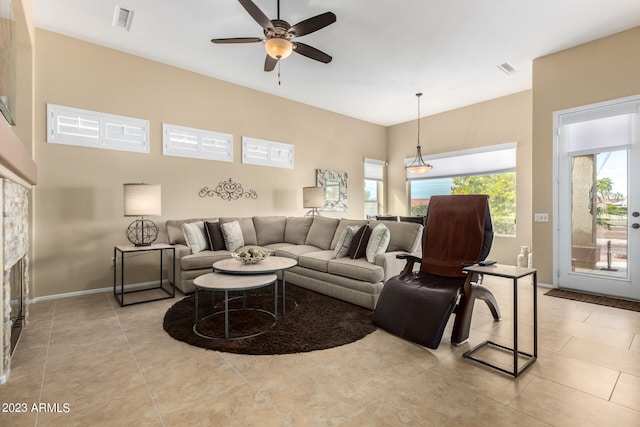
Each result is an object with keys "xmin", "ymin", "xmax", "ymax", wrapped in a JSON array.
[{"xmin": 211, "ymin": 0, "xmax": 336, "ymax": 72}]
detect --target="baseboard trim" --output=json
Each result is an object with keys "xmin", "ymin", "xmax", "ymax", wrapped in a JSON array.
[{"xmin": 29, "ymin": 280, "xmax": 172, "ymax": 304}]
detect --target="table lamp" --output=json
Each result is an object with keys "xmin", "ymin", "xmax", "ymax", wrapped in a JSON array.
[
  {"xmin": 303, "ymin": 186, "xmax": 324, "ymax": 217},
  {"xmin": 123, "ymin": 183, "xmax": 161, "ymax": 246}
]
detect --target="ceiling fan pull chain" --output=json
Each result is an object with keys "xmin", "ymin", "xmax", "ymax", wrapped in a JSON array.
[{"xmin": 278, "ymin": 60, "xmax": 282, "ymax": 85}]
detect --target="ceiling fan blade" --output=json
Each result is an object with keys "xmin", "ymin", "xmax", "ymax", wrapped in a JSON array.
[
  {"xmin": 211, "ymin": 37, "xmax": 263, "ymax": 44},
  {"xmin": 293, "ymin": 42, "xmax": 332, "ymax": 63},
  {"xmin": 238, "ymin": 0, "xmax": 273, "ymax": 31},
  {"xmin": 288, "ymin": 12, "xmax": 336, "ymax": 37},
  {"xmin": 264, "ymin": 55, "xmax": 277, "ymax": 72}
]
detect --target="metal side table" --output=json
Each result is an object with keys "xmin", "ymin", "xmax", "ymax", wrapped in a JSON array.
[
  {"xmin": 462, "ymin": 263, "xmax": 537, "ymax": 377},
  {"xmin": 113, "ymin": 243, "xmax": 175, "ymax": 306}
]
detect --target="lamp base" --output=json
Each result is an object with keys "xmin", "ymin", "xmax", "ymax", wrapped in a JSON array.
[
  {"xmin": 126, "ymin": 218, "xmax": 159, "ymax": 247},
  {"xmin": 304, "ymin": 209, "xmax": 322, "ymax": 217}
]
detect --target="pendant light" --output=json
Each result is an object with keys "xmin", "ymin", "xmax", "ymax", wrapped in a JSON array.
[{"xmin": 405, "ymin": 93, "xmax": 433, "ymax": 174}]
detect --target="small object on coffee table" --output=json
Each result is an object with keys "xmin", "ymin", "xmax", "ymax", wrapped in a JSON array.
[{"xmin": 231, "ymin": 247, "xmax": 271, "ymax": 264}]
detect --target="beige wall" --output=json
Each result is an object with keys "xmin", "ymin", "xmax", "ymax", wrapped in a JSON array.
[
  {"xmin": 386, "ymin": 91, "xmax": 533, "ymax": 266},
  {"xmin": 532, "ymin": 26, "xmax": 640, "ymax": 284},
  {"xmin": 32, "ymin": 22, "xmax": 640, "ymax": 296},
  {"xmin": 33, "ymin": 30, "xmax": 386, "ymax": 297}
]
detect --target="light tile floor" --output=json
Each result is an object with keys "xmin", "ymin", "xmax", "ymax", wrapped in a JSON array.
[{"xmin": 1, "ymin": 276, "xmax": 640, "ymax": 426}]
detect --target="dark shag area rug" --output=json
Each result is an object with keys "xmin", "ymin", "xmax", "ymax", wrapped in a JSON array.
[
  {"xmin": 163, "ymin": 283, "xmax": 377, "ymax": 355},
  {"xmin": 545, "ymin": 288, "xmax": 640, "ymax": 312}
]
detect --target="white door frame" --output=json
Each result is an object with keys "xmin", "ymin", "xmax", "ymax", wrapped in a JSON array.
[{"xmin": 553, "ymin": 94, "xmax": 639, "ymax": 294}]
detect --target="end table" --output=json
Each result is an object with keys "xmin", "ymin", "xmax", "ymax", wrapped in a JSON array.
[
  {"xmin": 113, "ymin": 243, "xmax": 175, "ymax": 306},
  {"xmin": 461, "ymin": 263, "xmax": 537, "ymax": 377}
]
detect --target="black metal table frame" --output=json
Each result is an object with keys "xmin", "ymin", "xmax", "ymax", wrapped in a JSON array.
[
  {"xmin": 462, "ymin": 265, "xmax": 538, "ymax": 377},
  {"xmin": 113, "ymin": 245, "xmax": 176, "ymax": 307},
  {"xmin": 212, "ymin": 257, "xmax": 296, "ymax": 315},
  {"xmin": 193, "ymin": 275, "xmax": 278, "ymax": 340}
]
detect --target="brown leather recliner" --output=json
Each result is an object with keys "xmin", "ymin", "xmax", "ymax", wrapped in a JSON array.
[{"xmin": 372, "ymin": 194, "xmax": 500, "ymax": 349}]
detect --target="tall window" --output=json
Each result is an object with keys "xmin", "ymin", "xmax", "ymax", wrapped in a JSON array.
[
  {"xmin": 364, "ymin": 158, "xmax": 386, "ymax": 217},
  {"xmin": 406, "ymin": 143, "xmax": 517, "ymax": 235}
]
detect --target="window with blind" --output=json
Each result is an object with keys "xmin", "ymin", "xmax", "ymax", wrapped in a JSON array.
[
  {"xmin": 364, "ymin": 158, "xmax": 386, "ymax": 217},
  {"xmin": 242, "ymin": 136, "xmax": 294, "ymax": 169},
  {"xmin": 406, "ymin": 143, "xmax": 517, "ymax": 235},
  {"xmin": 163, "ymin": 123, "xmax": 233, "ymax": 162},
  {"xmin": 47, "ymin": 104, "xmax": 149, "ymax": 153}
]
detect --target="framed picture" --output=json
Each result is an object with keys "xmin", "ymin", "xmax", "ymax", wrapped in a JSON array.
[{"xmin": 316, "ymin": 169, "xmax": 348, "ymax": 212}]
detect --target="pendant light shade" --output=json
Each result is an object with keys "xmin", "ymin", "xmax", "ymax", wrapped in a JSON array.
[{"xmin": 405, "ymin": 93, "xmax": 433, "ymax": 174}]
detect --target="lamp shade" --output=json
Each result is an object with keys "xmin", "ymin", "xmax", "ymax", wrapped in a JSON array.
[
  {"xmin": 265, "ymin": 37, "xmax": 293, "ymax": 59},
  {"xmin": 123, "ymin": 184, "xmax": 161, "ymax": 217},
  {"xmin": 303, "ymin": 186, "xmax": 324, "ymax": 209}
]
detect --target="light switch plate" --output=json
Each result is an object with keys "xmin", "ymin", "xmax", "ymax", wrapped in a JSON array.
[{"xmin": 534, "ymin": 213, "xmax": 549, "ymax": 222}]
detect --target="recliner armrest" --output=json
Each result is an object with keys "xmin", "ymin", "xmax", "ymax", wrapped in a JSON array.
[{"xmin": 396, "ymin": 254, "xmax": 422, "ymax": 277}]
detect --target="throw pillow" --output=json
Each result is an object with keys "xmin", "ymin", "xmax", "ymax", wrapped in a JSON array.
[
  {"xmin": 333, "ymin": 225, "xmax": 360, "ymax": 258},
  {"xmin": 204, "ymin": 221, "xmax": 226, "ymax": 251},
  {"xmin": 220, "ymin": 220, "xmax": 245, "ymax": 252},
  {"xmin": 305, "ymin": 216, "xmax": 340, "ymax": 250},
  {"xmin": 348, "ymin": 225, "xmax": 372, "ymax": 259},
  {"xmin": 182, "ymin": 221, "xmax": 209, "ymax": 253},
  {"xmin": 366, "ymin": 223, "xmax": 391, "ymax": 263},
  {"xmin": 335, "ymin": 225, "xmax": 361, "ymax": 258}
]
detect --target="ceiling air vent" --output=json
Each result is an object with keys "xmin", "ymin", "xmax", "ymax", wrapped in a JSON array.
[
  {"xmin": 112, "ymin": 5, "xmax": 134, "ymax": 31},
  {"xmin": 497, "ymin": 62, "xmax": 517, "ymax": 75}
]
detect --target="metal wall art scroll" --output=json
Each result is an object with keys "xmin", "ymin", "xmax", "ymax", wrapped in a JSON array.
[
  {"xmin": 199, "ymin": 178, "xmax": 258, "ymax": 202},
  {"xmin": 316, "ymin": 169, "xmax": 348, "ymax": 212}
]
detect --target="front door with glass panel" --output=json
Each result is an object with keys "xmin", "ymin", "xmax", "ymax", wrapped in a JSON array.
[{"xmin": 556, "ymin": 96, "xmax": 640, "ymax": 300}]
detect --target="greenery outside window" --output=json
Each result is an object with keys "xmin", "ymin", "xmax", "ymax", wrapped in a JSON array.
[{"xmin": 406, "ymin": 143, "xmax": 517, "ymax": 236}]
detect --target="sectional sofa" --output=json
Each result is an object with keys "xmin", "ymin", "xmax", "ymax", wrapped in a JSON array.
[{"xmin": 166, "ymin": 216, "xmax": 424, "ymax": 309}]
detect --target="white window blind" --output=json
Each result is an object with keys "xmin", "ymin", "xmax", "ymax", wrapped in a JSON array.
[
  {"xmin": 47, "ymin": 104, "xmax": 149, "ymax": 153},
  {"xmin": 162, "ymin": 123, "xmax": 232, "ymax": 162},
  {"xmin": 242, "ymin": 136, "xmax": 294, "ymax": 169},
  {"xmin": 558, "ymin": 100, "xmax": 639, "ymax": 156},
  {"xmin": 364, "ymin": 158, "xmax": 386, "ymax": 180},
  {"xmin": 405, "ymin": 142, "xmax": 516, "ymax": 180}
]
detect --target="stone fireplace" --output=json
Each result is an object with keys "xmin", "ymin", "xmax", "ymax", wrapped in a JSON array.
[
  {"xmin": 8, "ymin": 256, "xmax": 25, "ymax": 353},
  {"xmin": 1, "ymin": 178, "xmax": 29, "ymax": 383}
]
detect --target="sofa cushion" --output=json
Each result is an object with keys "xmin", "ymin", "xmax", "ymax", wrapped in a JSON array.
[
  {"xmin": 366, "ymin": 223, "xmax": 391, "ymax": 263},
  {"xmin": 275, "ymin": 245, "xmax": 322, "ymax": 261},
  {"xmin": 262, "ymin": 242, "xmax": 293, "ymax": 251},
  {"xmin": 333, "ymin": 225, "xmax": 360, "ymax": 258},
  {"xmin": 204, "ymin": 221, "xmax": 226, "ymax": 250},
  {"xmin": 254, "ymin": 216, "xmax": 286, "ymax": 245},
  {"xmin": 182, "ymin": 221, "xmax": 209, "ymax": 253},
  {"xmin": 298, "ymin": 250, "xmax": 335, "ymax": 272},
  {"xmin": 181, "ymin": 250, "xmax": 231, "ymax": 270},
  {"xmin": 220, "ymin": 217, "xmax": 258, "ymax": 245},
  {"xmin": 166, "ymin": 218, "xmax": 217, "ymax": 245},
  {"xmin": 330, "ymin": 219, "xmax": 369, "ymax": 249},
  {"xmin": 284, "ymin": 217, "xmax": 314, "ymax": 245},
  {"xmin": 305, "ymin": 217, "xmax": 340, "ymax": 250},
  {"xmin": 368, "ymin": 220, "xmax": 423, "ymax": 253},
  {"xmin": 349, "ymin": 225, "xmax": 372, "ymax": 259},
  {"xmin": 220, "ymin": 221, "xmax": 244, "ymax": 251},
  {"xmin": 328, "ymin": 257, "xmax": 384, "ymax": 283}
]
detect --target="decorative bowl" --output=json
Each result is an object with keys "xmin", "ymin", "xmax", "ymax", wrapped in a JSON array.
[{"xmin": 231, "ymin": 248, "xmax": 271, "ymax": 264}]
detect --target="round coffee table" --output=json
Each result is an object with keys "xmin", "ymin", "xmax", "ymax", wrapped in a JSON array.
[
  {"xmin": 193, "ymin": 272, "xmax": 277, "ymax": 340},
  {"xmin": 213, "ymin": 256, "xmax": 297, "ymax": 314}
]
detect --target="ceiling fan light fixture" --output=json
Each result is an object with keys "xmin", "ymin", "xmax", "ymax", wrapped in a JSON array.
[
  {"xmin": 265, "ymin": 37, "xmax": 293, "ymax": 59},
  {"xmin": 405, "ymin": 93, "xmax": 433, "ymax": 175}
]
